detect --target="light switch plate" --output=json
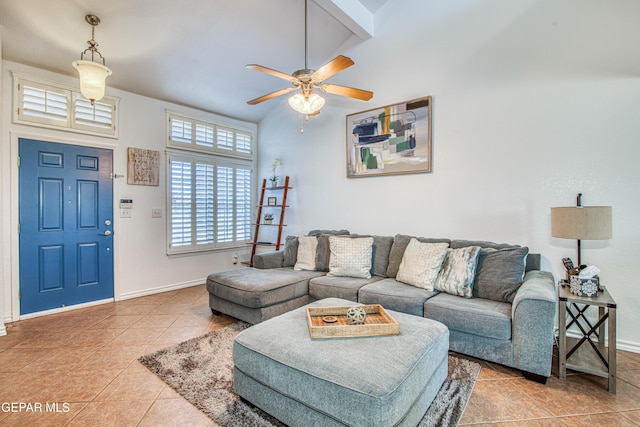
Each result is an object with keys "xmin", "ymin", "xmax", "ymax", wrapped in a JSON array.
[
  {"xmin": 152, "ymin": 208, "xmax": 162, "ymax": 218},
  {"xmin": 120, "ymin": 208, "xmax": 131, "ymax": 218}
]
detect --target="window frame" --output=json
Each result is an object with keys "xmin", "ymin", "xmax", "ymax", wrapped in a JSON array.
[
  {"xmin": 165, "ymin": 110, "xmax": 256, "ymax": 256},
  {"xmin": 166, "ymin": 152, "xmax": 254, "ymax": 255},
  {"xmin": 12, "ymin": 73, "xmax": 119, "ymax": 138},
  {"xmin": 167, "ymin": 112, "xmax": 253, "ymax": 159}
]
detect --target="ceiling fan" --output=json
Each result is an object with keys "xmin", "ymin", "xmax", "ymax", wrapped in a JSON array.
[{"xmin": 246, "ymin": 0, "xmax": 373, "ymax": 115}]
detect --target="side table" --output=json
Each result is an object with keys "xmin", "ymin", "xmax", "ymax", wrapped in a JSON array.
[{"xmin": 558, "ymin": 284, "xmax": 616, "ymax": 393}]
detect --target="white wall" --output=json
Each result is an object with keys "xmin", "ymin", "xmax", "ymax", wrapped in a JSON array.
[
  {"xmin": 1, "ymin": 60, "xmax": 255, "ymax": 322},
  {"xmin": 0, "ymin": 26, "xmax": 6, "ymax": 335},
  {"xmin": 257, "ymin": 0, "xmax": 640, "ymax": 350}
]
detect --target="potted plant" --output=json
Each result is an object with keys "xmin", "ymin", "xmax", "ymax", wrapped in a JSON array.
[
  {"xmin": 269, "ymin": 158, "xmax": 281, "ymax": 187},
  {"xmin": 263, "ymin": 213, "xmax": 274, "ymax": 224}
]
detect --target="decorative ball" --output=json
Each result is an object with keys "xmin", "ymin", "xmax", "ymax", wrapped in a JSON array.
[{"xmin": 346, "ymin": 306, "xmax": 367, "ymax": 325}]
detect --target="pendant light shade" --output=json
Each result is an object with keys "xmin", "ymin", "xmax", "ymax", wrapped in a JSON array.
[
  {"xmin": 288, "ymin": 92, "xmax": 325, "ymax": 115},
  {"xmin": 73, "ymin": 60, "xmax": 112, "ymax": 102},
  {"xmin": 73, "ymin": 14, "xmax": 111, "ymax": 104}
]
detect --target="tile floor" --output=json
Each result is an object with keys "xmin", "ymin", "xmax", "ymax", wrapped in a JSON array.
[{"xmin": 0, "ymin": 284, "xmax": 638, "ymax": 426}]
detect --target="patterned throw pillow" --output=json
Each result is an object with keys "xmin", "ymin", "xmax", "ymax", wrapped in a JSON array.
[
  {"xmin": 396, "ymin": 239, "xmax": 449, "ymax": 290},
  {"xmin": 294, "ymin": 236, "xmax": 318, "ymax": 271},
  {"xmin": 435, "ymin": 246, "xmax": 481, "ymax": 297},
  {"xmin": 327, "ymin": 236, "xmax": 374, "ymax": 279}
]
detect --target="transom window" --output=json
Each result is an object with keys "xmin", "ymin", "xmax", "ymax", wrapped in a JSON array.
[
  {"xmin": 13, "ymin": 74, "xmax": 118, "ymax": 137},
  {"xmin": 167, "ymin": 113, "xmax": 252, "ymax": 158}
]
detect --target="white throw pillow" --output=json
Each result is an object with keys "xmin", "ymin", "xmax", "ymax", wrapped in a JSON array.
[
  {"xmin": 396, "ymin": 239, "xmax": 449, "ymax": 290},
  {"xmin": 434, "ymin": 246, "xmax": 481, "ymax": 297},
  {"xmin": 327, "ymin": 236, "xmax": 374, "ymax": 279},
  {"xmin": 294, "ymin": 236, "xmax": 317, "ymax": 271}
]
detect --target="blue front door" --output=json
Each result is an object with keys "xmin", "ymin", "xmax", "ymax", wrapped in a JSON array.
[{"xmin": 19, "ymin": 139, "xmax": 114, "ymax": 315}]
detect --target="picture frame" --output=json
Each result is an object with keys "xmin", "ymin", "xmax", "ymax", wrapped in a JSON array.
[
  {"xmin": 267, "ymin": 197, "xmax": 277, "ymax": 206},
  {"xmin": 127, "ymin": 147, "xmax": 160, "ymax": 186},
  {"xmin": 346, "ymin": 96, "xmax": 432, "ymax": 178}
]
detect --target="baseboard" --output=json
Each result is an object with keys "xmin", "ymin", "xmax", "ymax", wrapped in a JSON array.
[
  {"xmin": 117, "ymin": 279, "xmax": 204, "ymax": 301},
  {"xmin": 0, "ymin": 323, "xmax": 6, "ymax": 336},
  {"xmin": 566, "ymin": 330, "xmax": 640, "ymax": 354}
]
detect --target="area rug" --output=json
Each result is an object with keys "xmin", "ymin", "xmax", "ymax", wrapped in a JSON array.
[{"xmin": 139, "ymin": 322, "xmax": 480, "ymax": 427}]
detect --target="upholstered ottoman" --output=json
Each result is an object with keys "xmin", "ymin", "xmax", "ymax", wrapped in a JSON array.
[
  {"xmin": 233, "ymin": 297, "xmax": 449, "ymax": 426},
  {"xmin": 206, "ymin": 267, "xmax": 325, "ymax": 324}
]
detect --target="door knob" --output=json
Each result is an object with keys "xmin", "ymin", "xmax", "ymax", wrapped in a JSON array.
[{"xmin": 99, "ymin": 230, "xmax": 112, "ymax": 236}]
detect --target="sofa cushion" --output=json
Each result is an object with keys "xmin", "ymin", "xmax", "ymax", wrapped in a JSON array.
[
  {"xmin": 475, "ymin": 247, "xmax": 529, "ymax": 303},
  {"xmin": 396, "ymin": 239, "xmax": 449, "ymax": 290},
  {"xmin": 294, "ymin": 236, "xmax": 318, "ymax": 271},
  {"xmin": 435, "ymin": 246, "xmax": 481, "ymax": 298},
  {"xmin": 309, "ymin": 276, "xmax": 382, "ymax": 302},
  {"xmin": 327, "ymin": 236, "xmax": 374, "ymax": 279},
  {"xmin": 424, "ymin": 293, "xmax": 512, "ymax": 341},
  {"xmin": 283, "ymin": 235, "xmax": 299, "ymax": 267},
  {"xmin": 386, "ymin": 234, "xmax": 451, "ymax": 278},
  {"xmin": 206, "ymin": 267, "xmax": 323, "ymax": 309},
  {"xmin": 358, "ymin": 278, "xmax": 438, "ymax": 317}
]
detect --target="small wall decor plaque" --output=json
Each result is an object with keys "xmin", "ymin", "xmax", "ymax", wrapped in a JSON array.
[
  {"xmin": 127, "ymin": 147, "xmax": 160, "ymax": 186},
  {"xmin": 267, "ymin": 197, "xmax": 277, "ymax": 206}
]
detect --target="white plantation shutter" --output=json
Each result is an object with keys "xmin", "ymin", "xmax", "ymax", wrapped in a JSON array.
[
  {"xmin": 217, "ymin": 128, "xmax": 234, "ymax": 151},
  {"xmin": 170, "ymin": 118, "xmax": 192, "ymax": 143},
  {"xmin": 216, "ymin": 166, "xmax": 234, "ymax": 243},
  {"xmin": 235, "ymin": 167, "xmax": 252, "ymax": 241},
  {"xmin": 18, "ymin": 81, "xmax": 69, "ymax": 127},
  {"xmin": 73, "ymin": 96, "xmax": 116, "ymax": 133},
  {"xmin": 169, "ymin": 159, "xmax": 193, "ymax": 247},
  {"xmin": 195, "ymin": 124, "xmax": 214, "ymax": 148},
  {"xmin": 195, "ymin": 162, "xmax": 214, "ymax": 245},
  {"xmin": 168, "ymin": 154, "xmax": 252, "ymax": 254},
  {"xmin": 236, "ymin": 132, "xmax": 252, "ymax": 154}
]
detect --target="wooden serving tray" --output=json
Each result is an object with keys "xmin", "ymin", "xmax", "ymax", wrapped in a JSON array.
[{"xmin": 306, "ymin": 304, "xmax": 400, "ymax": 339}]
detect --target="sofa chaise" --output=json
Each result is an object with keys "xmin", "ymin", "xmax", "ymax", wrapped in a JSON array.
[{"xmin": 207, "ymin": 230, "xmax": 557, "ymax": 382}]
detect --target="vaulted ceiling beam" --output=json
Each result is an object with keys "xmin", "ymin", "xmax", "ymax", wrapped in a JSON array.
[{"xmin": 314, "ymin": 0, "xmax": 374, "ymax": 40}]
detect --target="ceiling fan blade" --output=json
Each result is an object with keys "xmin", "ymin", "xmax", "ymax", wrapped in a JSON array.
[
  {"xmin": 321, "ymin": 84, "xmax": 373, "ymax": 101},
  {"xmin": 247, "ymin": 87, "xmax": 295, "ymax": 105},
  {"xmin": 245, "ymin": 64, "xmax": 296, "ymax": 82},
  {"xmin": 312, "ymin": 55, "xmax": 354, "ymax": 81}
]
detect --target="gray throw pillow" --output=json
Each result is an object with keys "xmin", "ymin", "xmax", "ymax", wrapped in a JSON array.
[
  {"xmin": 474, "ymin": 246, "xmax": 529, "ymax": 303},
  {"xmin": 386, "ymin": 234, "xmax": 451, "ymax": 278},
  {"xmin": 283, "ymin": 235, "xmax": 299, "ymax": 267}
]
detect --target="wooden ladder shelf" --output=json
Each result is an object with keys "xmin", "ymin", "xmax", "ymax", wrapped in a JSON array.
[{"xmin": 247, "ymin": 176, "xmax": 291, "ymax": 267}]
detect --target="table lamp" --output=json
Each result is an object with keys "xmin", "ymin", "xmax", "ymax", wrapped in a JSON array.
[{"xmin": 550, "ymin": 193, "xmax": 612, "ymax": 267}]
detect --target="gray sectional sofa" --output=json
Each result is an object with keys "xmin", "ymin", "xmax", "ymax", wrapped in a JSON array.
[{"xmin": 207, "ymin": 230, "xmax": 557, "ymax": 382}]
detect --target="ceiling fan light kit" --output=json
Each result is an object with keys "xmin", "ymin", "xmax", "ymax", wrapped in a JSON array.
[
  {"xmin": 72, "ymin": 14, "xmax": 112, "ymax": 104},
  {"xmin": 288, "ymin": 92, "xmax": 325, "ymax": 115},
  {"xmin": 246, "ymin": 0, "xmax": 373, "ymax": 116}
]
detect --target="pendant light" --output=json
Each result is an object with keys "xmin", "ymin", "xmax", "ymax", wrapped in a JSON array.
[{"xmin": 72, "ymin": 14, "xmax": 112, "ymax": 104}]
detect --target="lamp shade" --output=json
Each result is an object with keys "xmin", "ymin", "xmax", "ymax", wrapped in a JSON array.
[
  {"xmin": 288, "ymin": 92, "xmax": 325, "ymax": 115},
  {"xmin": 72, "ymin": 60, "xmax": 112, "ymax": 102},
  {"xmin": 550, "ymin": 206, "xmax": 612, "ymax": 240}
]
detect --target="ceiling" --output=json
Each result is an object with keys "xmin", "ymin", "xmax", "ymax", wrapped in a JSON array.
[{"xmin": 0, "ymin": 0, "xmax": 387, "ymax": 123}]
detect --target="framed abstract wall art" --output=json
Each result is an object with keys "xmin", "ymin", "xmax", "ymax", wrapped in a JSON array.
[{"xmin": 346, "ymin": 96, "xmax": 432, "ymax": 178}]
